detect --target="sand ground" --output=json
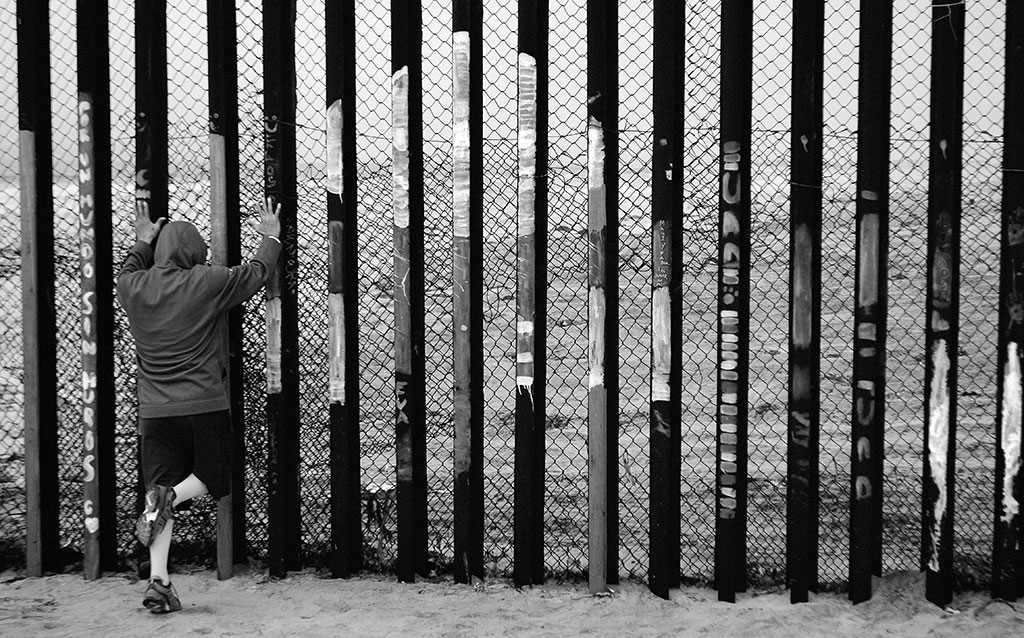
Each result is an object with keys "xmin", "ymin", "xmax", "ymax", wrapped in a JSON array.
[{"xmin": 0, "ymin": 567, "xmax": 1021, "ymax": 637}]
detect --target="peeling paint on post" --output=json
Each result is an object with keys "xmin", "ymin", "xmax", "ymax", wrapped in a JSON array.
[
  {"xmin": 994, "ymin": 0, "xmax": 1024, "ymax": 601},
  {"xmin": 922, "ymin": 0, "xmax": 963, "ymax": 608},
  {"xmin": 515, "ymin": 0, "xmax": 548, "ymax": 587}
]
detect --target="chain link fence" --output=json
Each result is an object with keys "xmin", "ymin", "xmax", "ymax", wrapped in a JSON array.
[{"xmin": 0, "ymin": 0, "xmax": 1008, "ymax": 591}]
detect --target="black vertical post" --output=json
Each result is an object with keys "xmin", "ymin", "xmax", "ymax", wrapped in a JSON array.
[
  {"xmin": 994, "ymin": 0, "xmax": 1024, "ymax": 603},
  {"xmin": 850, "ymin": 0, "xmax": 892, "ymax": 605},
  {"xmin": 17, "ymin": 0, "xmax": 60, "ymax": 578},
  {"xmin": 78, "ymin": 0, "xmax": 117, "ymax": 579},
  {"xmin": 786, "ymin": 0, "xmax": 823, "ymax": 605},
  {"xmin": 515, "ymin": 0, "xmax": 548, "ymax": 588},
  {"xmin": 586, "ymin": 0, "xmax": 618, "ymax": 595},
  {"xmin": 452, "ymin": 0, "xmax": 485, "ymax": 585},
  {"xmin": 263, "ymin": 0, "xmax": 302, "ymax": 577},
  {"xmin": 326, "ymin": 0, "xmax": 362, "ymax": 578},
  {"xmin": 648, "ymin": 0, "xmax": 683, "ymax": 601},
  {"xmin": 716, "ymin": 0, "xmax": 752, "ymax": 603},
  {"xmin": 922, "ymin": 0, "xmax": 964, "ymax": 609},
  {"xmin": 136, "ymin": 0, "xmax": 169, "ymax": 220},
  {"xmin": 392, "ymin": 0, "xmax": 428, "ymax": 582},
  {"xmin": 208, "ymin": 0, "xmax": 245, "ymax": 578}
]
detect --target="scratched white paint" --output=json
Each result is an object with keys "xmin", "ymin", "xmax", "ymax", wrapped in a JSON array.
[
  {"xmin": 589, "ymin": 289, "xmax": 606, "ymax": 389},
  {"xmin": 326, "ymin": 99, "xmax": 344, "ymax": 195},
  {"xmin": 328, "ymin": 293, "xmax": 345, "ymax": 404},
  {"xmin": 1002, "ymin": 343, "xmax": 1022, "ymax": 523},
  {"xmin": 266, "ymin": 297, "xmax": 283, "ymax": 394},
  {"xmin": 517, "ymin": 320, "xmax": 534, "ymax": 335},
  {"xmin": 588, "ymin": 117, "xmax": 605, "ymax": 192},
  {"xmin": 518, "ymin": 53, "xmax": 537, "ymax": 238},
  {"xmin": 392, "ymin": 67, "xmax": 410, "ymax": 229},
  {"xmin": 652, "ymin": 286, "xmax": 671, "ymax": 402},
  {"xmin": 927, "ymin": 339, "xmax": 950, "ymax": 571},
  {"xmin": 452, "ymin": 32, "xmax": 471, "ymax": 239},
  {"xmin": 858, "ymin": 213, "xmax": 879, "ymax": 308}
]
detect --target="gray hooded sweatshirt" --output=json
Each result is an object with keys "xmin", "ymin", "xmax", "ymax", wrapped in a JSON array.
[{"xmin": 117, "ymin": 221, "xmax": 281, "ymax": 418}]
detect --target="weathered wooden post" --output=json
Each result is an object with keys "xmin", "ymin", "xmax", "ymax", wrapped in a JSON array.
[
  {"xmin": 587, "ymin": 0, "xmax": 619, "ymax": 595},
  {"xmin": 207, "ymin": 0, "xmax": 245, "ymax": 579},
  {"xmin": 994, "ymin": 0, "xmax": 1024, "ymax": 603},
  {"xmin": 849, "ymin": 0, "xmax": 892, "ymax": 605},
  {"xmin": 18, "ymin": 0, "xmax": 60, "ymax": 578},
  {"xmin": 78, "ymin": 0, "xmax": 117, "ymax": 579},
  {"xmin": 648, "ymin": 0, "xmax": 683, "ymax": 601},
  {"xmin": 326, "ymin": 0, "xmax": 362, "ymax": 578},
  {"xmin": 922, "ymin": 0, "xmax": 964, "ymax": 609},
  {"xmin": 786, "ymin": 0, "xmax": 824, "ymax": 605},
  {"xmin": 263, "ymin": 0, "xmax": 302, "ymax": 577},
  {"xmin": 452, "ymin": 0, "xmax": 485, "ymax": 585},
  {"xmin": 392, "ymin": 0, "xmax": 429, "ymax": 582},
  {"xmin": 515, "ymin": 0, "xmax": 548, "ymax": 588},
  {"xmin": 716, "ymin": 0, "xmax": 752, "ymax": 603}
]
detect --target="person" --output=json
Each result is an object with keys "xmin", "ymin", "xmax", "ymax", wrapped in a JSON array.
[{"xmin": 116, "ymin": 196, "xmax": 282, "ymax": 613}]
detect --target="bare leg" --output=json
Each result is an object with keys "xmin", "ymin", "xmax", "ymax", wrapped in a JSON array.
[
  {"xmin": 148, "ymin": 474, "xmax": 208, "ymax": 584},
  {"xmin": 173, "ymin": 473, "xmax": 208, "ymax": 505}
]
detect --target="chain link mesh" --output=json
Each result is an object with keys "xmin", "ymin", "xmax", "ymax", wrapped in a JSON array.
[{"xmin": 0, "ymin": 0, "xmax": 1008, "ymax": 591}]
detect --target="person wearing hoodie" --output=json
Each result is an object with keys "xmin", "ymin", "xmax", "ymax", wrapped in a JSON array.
[{"xmin": 117, "ymin": 197, "xmax": 281, "ymax": 613}]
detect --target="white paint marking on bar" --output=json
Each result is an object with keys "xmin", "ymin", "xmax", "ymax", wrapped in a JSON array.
[
  {"xmin": 1002, "ymin": 343, "xmax": 1022, "ymax": 523},
  {"xmin": 328, "ymin": 292, "xmax": 345, "ymax": 404},
  {"xmin": 453, "ymin": 31, "xmax": 471, "ymax": 239},
  {"xmin": 652, "ymin": 286, "xmax": 671, "ymax": 402},
  {"xmin": 927, "ymin": 339, "xmax": 950, "ymax": 571},
  {"xmin": 392, "ymin": 66, "xmax": 410, "ymax": 229},
  {"xmin": 326, "ymin": 99, "xmax": 344, "ymax": 196},
  {"xmin": 589, "ymin": 288, "xmax": 606, "ymax": 389},
  {"xmin": 266, "ymin": 297, "xmax": 283, "ymax": 394},
  {"xmin": 518, "ymin": 53, "xmax": 537, "ymax": 238},
  {"xmin": 517, "ymin": 320, "xmax": 534, "ymax": 335}
]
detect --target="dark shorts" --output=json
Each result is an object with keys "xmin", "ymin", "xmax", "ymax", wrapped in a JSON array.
[{"xmin": 139, "ymin": 411, "xmax": 233, "ymax": 500}]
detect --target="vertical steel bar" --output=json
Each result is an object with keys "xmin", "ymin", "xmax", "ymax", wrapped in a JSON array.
[
  {"xmin": 515, "ymin": 0, "xmax": 548, "ymax": 587},
  {"xmin": 452, "ymin": 0, "xmax": 485, "ymax": 585},
  {"xmin": 586, "ymin": 0, "xmax": 618, "ymax": 595},
  {"xmin": 786, "ymin": 0, "xmax": 824, "ymax": 605},
  {"xmin": 326, "ymin": 0, "xmax": 362, "ymax": 578},
  {"xmin": 922, "ymin": 0, "xmax": 964, "ymax": 609},
  {"xmin": 136, "ymin": 0, "xmax": 169, "ymax": 221},
  {"xmin": 17, "ymin": 0, "xmax": 60, "ymax": 578},
  {"xmin": 78, "ymin": 0, "xmax": 117, "ymax": 579},
  {"xmin": 263, "ymin": 0, "xmax": 302, "ymax": 576},
  {"xmin": 208, "ymin": 0, "xmax": 245, "ymax": 579},
  {"xmin": 850, "ymin": 0, "xmax": 892, "ymax": 605},
  {"xmin": 648, "ymin": 0, "xmax": 683, "ymax": 601},
  {"xmin": 392, "ymin": 0, "xmax": 428, "ymax": 582},
  {"xmin": 994, "ymin": 0, "xmax": 1024, "ymax": 603},
  {"xmin": 716, "ymin": 0, "xmax": 752, "ymax": 603}
]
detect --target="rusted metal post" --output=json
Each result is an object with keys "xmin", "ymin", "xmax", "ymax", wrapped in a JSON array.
[
  {"xmin": 392, "ymin": 0, "xmax": 429, "ymax": 583},
  {"xmin": 208, "ymin": 0, "xmax": 245, "ymax": 579},
  {"xmin": 716, "ymin": 0, "xmax": 752, "ymax": 603},
  {"xmin": 515, "ymin": 0, "xmax": 548, "ymax": 588},
  {"xmin": 587, "ymin": 0, "xmax": 618, "ymax": 595},
  {"xmin": 849, "ymin": 0, "xmax": 892, "ymax": 605},
  {"xmin": 994, "ymin": 0, "xmax": 1024, "ymax": 603},
  {"xmin": 263, "ymin": 0, "xmax": 302, "ymax": 577},
  {"xmin": 326, "ymin": 0, "xmax": 362, "ymax": 578},
  {"xmin": 78, "ymin": 0, "xmax": 117, "ymax": 579},
  {"xmin": 648, "ymin": 0, "xmax": 683, "ymax": 601},
  {"xmin": 452, "ymin": 0, "xmax": 485, "ymax": 585},
  {"xmin": 922, "ymin": 0, "xmax": 964, "ymax": 609},
  {"xmin": 786, "ymin": 0, "xmax": 824, "ymax": 605},
  {"xmin": 18, "ymin": 0, "xmax": 60, "ymax": 578}
]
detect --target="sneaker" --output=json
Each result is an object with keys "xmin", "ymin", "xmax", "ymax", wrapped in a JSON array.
[
  {"xmin": 142, "ymin": 578, "xmax": 182, "ymax": 614},
  {"xmin": 136, "ymin": 485, "xmax": 176, "ymax": 547}
]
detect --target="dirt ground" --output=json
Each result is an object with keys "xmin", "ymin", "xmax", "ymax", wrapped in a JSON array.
[{"xmin": 0, "ymin": 567, "xmax": 1021, "ymax": 638}]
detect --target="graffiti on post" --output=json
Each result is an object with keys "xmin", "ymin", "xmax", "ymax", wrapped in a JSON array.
[
  {"xmin": 718, "ymin": 140, "xmax": 743, "ymax": 520},
  {"xmin": 517, "ymin": 53, "xmax": 537, "ymax": 397},
  {"xmin": 79, "ymin": 97, "xmax": 100, "ymax": 539}
]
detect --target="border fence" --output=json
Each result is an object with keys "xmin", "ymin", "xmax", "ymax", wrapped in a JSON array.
[{"xmin": 1, "ymin": 0, "xmax": 1022, "ymax": 607}]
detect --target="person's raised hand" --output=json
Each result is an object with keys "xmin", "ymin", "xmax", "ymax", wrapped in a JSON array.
[
  {"xmin": 254, "ymin": 196, "xmax": 282, "ymax": 240},
  {"xmin": 134, "ymin": 199, "xmax": 166, "ymax": 244}
]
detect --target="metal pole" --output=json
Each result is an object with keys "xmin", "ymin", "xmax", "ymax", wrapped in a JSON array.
[
  {"xmin": 392, "ymin": 0, "xmax": 429, "ymax": 582},
  {"xmin": 263, "ymin": 0, "xmax": 302, "ymax": 577},
  {"xmin": 648, "ymin": 0, "xmax": 683, "ymax": 601},
  {"xmin": 994, "ymin": 0, "xmax": 1024, "ymax": 603},
  {"xmin": 18, "ymin": 0, "xmax": 60, "ymax": 578},
  {"xmin": 78, "ymin": 0, "xmax": 117, "ymax": 579},
  {"xmin": 786, "ymin": 0, "xmax": 824, "ymax": 605},
  {"xmin": 515, "ymin": 0, "xmax": 548, "ymax": 588},
  {"xmin": 452, "ymin": 0, "xmax": 485, "ymax": 585},
  {"xmin": 326, "ymin": 0, "xmax": 362, "ymax": 578},
  {"xmin": 716, "ymin": 0, "xmax": 752, "ymax": 603}
]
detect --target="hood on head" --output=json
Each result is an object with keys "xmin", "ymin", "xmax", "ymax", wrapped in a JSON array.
[{"xmin": 154, "ymin": 221, "xmax": 208, "ymax": 269}]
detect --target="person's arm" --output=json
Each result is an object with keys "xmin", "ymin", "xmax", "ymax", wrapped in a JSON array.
[
  {"xmin": 210, "ymin": 196, "xmax": 283, "ymax": 311},
  {"xmin": 116, "ymin": 201, "xmax": 166, "ymax": 305}
]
